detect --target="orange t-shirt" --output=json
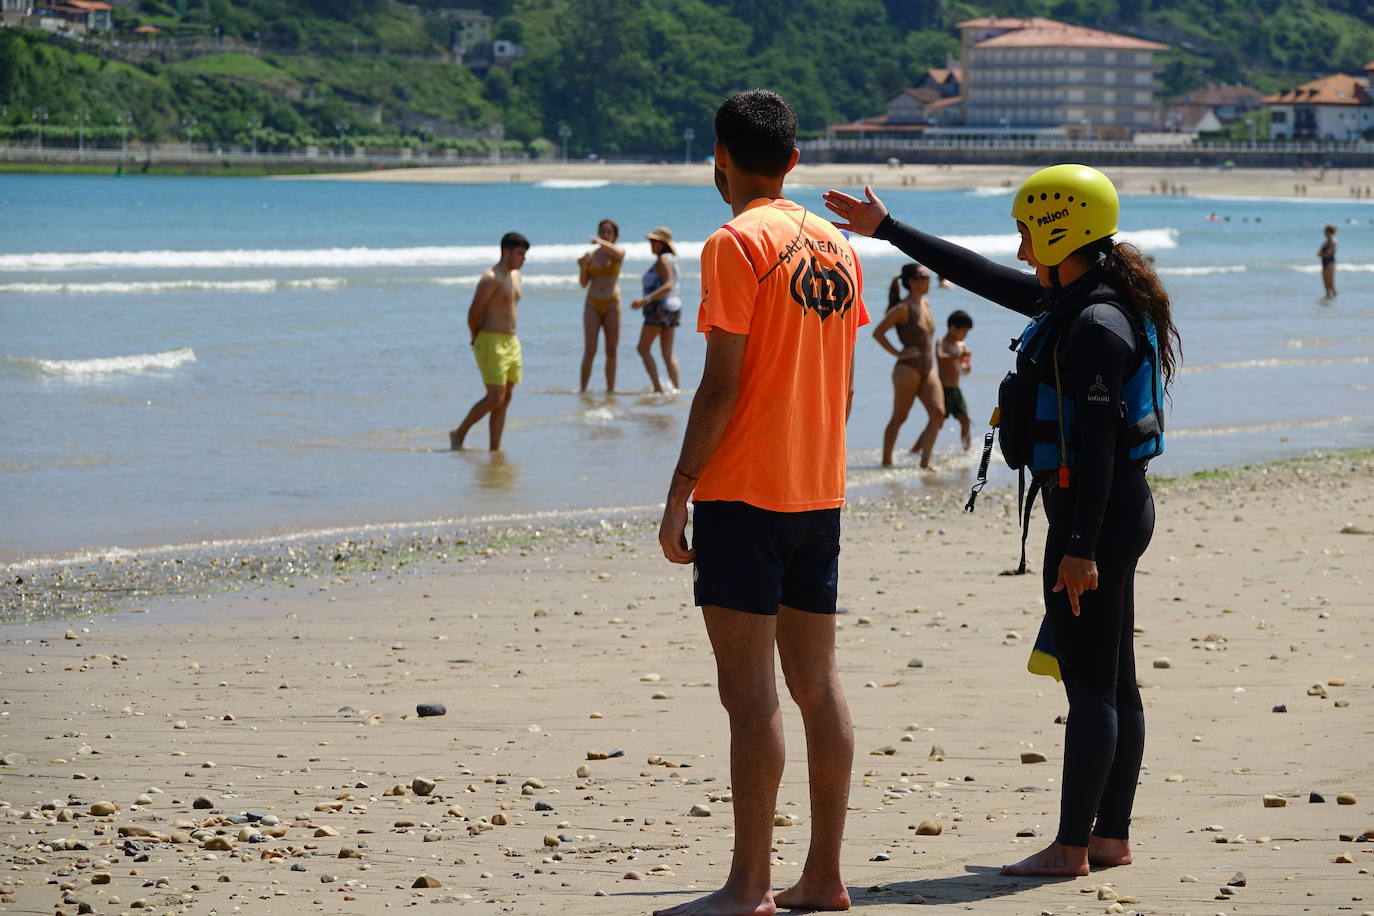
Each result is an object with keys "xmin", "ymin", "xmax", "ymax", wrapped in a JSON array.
[{"xmin": 694, "ymin": 198, "xmax": 869, "ymax": 512}]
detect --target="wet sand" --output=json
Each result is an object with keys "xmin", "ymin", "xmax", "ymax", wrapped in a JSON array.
[
  {"xmin": 1, "ymin": 454, "xmax": 1372, "ymax": 914},
  {"xmin": 291, "ymin": 161, "xmax": 1374, "ymax": 201}
]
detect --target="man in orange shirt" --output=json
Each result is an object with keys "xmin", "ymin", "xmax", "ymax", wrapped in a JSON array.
[{"xmin": 656, "ymin": 89, "xmax": 869, "ymax": 916}]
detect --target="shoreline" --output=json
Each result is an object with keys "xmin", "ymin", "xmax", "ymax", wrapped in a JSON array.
[
  {"xmin": 4, "ymin": 447, "xmax": 1369, "ymax": 626},
  {"xmin": 284, "ymin": 161, "xmax": 1374, "ymax": 201},
  {"xmin": 0, "ymin": 448, "xmax": 1369, "ymax": 914}
]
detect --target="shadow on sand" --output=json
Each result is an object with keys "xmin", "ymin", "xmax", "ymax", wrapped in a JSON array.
[{"xmin": 612, "ymin": 865, "xmax": 1074, "ymax": 912}]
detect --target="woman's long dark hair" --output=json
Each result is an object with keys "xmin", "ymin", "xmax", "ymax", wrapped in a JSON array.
[
  {"xmin": 1088, "ymin": 239, "xmax": 1180, "ymax": 391},
  {"xmin": 888, "ymin": 263, "xmax": 924, "ymax": 309}
]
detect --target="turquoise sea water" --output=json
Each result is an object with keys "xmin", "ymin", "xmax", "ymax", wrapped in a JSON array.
[{"xmin": 1, "ymin": 173, "xmax": 1370, "ymax": 561}]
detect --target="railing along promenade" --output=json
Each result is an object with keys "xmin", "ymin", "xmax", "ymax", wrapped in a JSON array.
[{"xmin": 799, "ymin": 136, "xmax": 1374, "ymax": 168}]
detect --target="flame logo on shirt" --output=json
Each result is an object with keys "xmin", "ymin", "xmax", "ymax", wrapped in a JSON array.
[{"xmin": 789, "ymin": 256, "xmax": 855, "ymax": 322}]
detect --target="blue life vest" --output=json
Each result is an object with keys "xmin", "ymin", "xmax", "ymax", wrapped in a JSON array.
[{"xmin": 1000, "ymin": 292, "xmax": 1164, "ymax": 479}]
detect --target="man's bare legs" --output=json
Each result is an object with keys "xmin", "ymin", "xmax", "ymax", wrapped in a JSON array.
[
  {"xmin": 909, "ymin": 370, "xmax": 946, "ymax": 469},
  {"xmin": 881, "ymin": 363, "xmax": 921, "ymax": 467},
  {"xmin": 450, "ymin": 383, "xmax": 512, "ymax": 451},
  {"xmin": 658, "ymin": 326, "xmax": 680, "ymax": 391},
  {"xmin": 637, "ymin": 325, "xmax": 665, "ymax": 393},
  {"xmin": 774, "ymin": 606, "xmax": 852, "ymax": 911},
  {"xmin": 654, "ymin": 607, "xmax": 781, "ymax": 916}
]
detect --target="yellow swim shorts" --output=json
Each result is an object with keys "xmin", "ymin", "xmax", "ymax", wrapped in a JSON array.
[{"xmin": 472, "ymin": 331, "xmax": 522, "ymax": 386}]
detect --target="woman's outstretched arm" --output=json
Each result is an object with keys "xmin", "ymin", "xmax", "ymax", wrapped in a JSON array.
[{"xmin": 824, "ymin": 186, "xmax": 1041, "ymax": 316}]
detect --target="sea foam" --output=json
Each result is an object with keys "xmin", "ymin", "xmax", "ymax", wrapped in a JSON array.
[{"xmin": 9, "ymin": 347, "xmax": 197, "ymax": 378}]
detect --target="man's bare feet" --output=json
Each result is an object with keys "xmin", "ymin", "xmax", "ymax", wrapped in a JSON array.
[
  {"xmin": 448, "ymin": 429, "xmax": 464, "ymax": 450},
  {"xmin": 919, "ymin": 463, "xmax": 941, "ymax": 473},
  {"xmin": 1087, "ymin": 835, "xmax": 1132, "ymax": 868},
  {"xmin": 775, "ymin": 874, "xmax": 850, "ymax": 911},
  {"xmin": 652, "ymin": 887, "xmax": 776, "ymax": 916},
  {"xmin": 1000, "ymin": 841, "xmax": 1090, "ymax": 877}
]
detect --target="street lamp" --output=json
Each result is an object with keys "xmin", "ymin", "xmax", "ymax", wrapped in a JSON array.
[
  {"xmin": 118, "ymin": 111, "xmax": 133, "ymax": 155},
  {"xmin": 682, "ymin": 127, "xmax": 695, "ymax": 164},
  {"xmin": 558, "ymin": 124, "xmax": 571, "ymax": 163},
  {"xmin": 182, "ymin": 115, "xmax": 198, "ymax": 155},
  {"xmin": 32, "ymin": 107, "xmax": 48, "ymax": 150},
  {"xmin": 334, "ymin": 120, "xmax": 349, "ymax": 157},
  {"xmin": 75, "ymin": 107, "xmax": 90, "ymax": 156},
  {"xmin": 245, "ymin": 117, "xmax": 261, "ymax": 157}
]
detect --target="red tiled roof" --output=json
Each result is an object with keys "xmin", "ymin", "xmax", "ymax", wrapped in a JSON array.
[
  {"xmin": 973, "ymin": 22, "xmax": 1167, "ymax": 51},
  {"xmin": 62, "ymin": 0, "xmax": 113, "ymax": 10},
  {"xmin": 957, "ymin": 16, "xmax": 1062, "ymax": 30},
  {"xmin": 896, "ymin": 87, "xmax": 942, "ymax": 105},
  {"xmin": 1264, "ymin": 73, "xmax": 1373, "ymax": 106},
  {"xmin": 926, "ymin": 67, "xmax": 961, "ymax": 85},
  {"xmin": 134, "ymin": 24, "xmax": 160, "ymax": 33},
  {"xmin": 828, "ymin": 121, "xmax": 931, "ymax": 133},
  {"xmin": 926, "ymin": 95, "xmax": 962, "ymax": 111}
]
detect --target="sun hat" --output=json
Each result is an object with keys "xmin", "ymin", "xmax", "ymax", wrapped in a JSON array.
[{"xmin": 644, "ymin": 226, "xmax": 675, "ymax": 253}]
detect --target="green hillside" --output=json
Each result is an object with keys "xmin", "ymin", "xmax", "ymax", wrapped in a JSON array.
[{"xmin": 0, "ymin": 0, "xmax": 1370, "ymax": 154}]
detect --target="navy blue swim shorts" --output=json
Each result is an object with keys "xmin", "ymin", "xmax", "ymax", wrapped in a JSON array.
[{"xmin": 691, "ymin": 500, "xmax": 841, "ymax": 616}]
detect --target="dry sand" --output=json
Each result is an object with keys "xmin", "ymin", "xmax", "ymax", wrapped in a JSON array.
[
  {"xmin": 288, "ymin": 161, "xmax": 1374, "ymax": 201},
  {"xmin": 2, "ymin": 455, "xmax": 1372, "ymax": 915}
]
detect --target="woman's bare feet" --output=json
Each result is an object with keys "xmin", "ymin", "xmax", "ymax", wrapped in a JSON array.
[
  {"xmin": 652, "ymin": 887, "xmax": 776, "ymax": 916},
  {"xmin": 775, "ymin": 874, "xmax": 850, "ymax": 911},
  {"xmin": 1000, "ymin": 841, "xmax": 1090, "ymax": 877},
  {"xmin": 1088, "ymin": 835, "xmax": 1132, "ymax": 868}
]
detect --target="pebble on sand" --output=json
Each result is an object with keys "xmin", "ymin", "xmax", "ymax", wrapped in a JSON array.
[
  {"xmin": 1262, "ymin": 795, "xmax": 1287, "ymax": 808},
  {"xmin": 90, "ymin": 801, "xmax": 118, "ymax": 816},
  {"xmin": 688, "ymin": 804, "xmax": 711, "ymax": 817},
  {"xmin": 915, "ymin": 820, "xmax": 942, "ymax": 836},
  {"xmin": 1337, "ymin": 792, "xmax": 1358, "ymax": 805},
  {"xmin": 1021, "ymin": 751, "xmax": 1048, "ymax": 764},
  {"xmin": 411, "ymin": 777, "xmax": 437, "ymax": 796},
  {"xmin": 416, "ymin": 702, "xmax": 447, "ymax": 717},
  {"xmin": 1153, "ymin": 657, "xmax": 1172, "ymax": 669},
  {"xmin": 412, "ymin": 875, "xmax": 442, "ymax": 888}
]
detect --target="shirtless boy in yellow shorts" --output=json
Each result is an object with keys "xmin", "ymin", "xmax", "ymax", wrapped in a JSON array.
[{"xmin": 450, "ymin": 232, "xmax": 528, "ymax": 450}]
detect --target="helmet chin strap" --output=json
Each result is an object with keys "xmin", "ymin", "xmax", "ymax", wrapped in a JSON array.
[{"xmin": 1048, "ymin": 264, "xmax": 1062, "ymax": 289}]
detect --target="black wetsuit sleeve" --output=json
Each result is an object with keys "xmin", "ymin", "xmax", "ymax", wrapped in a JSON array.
[
  {"xmin": 873, "ymin": 215, "xmax": 1042, "ymax": 316},
  {"xmin": 1062, "ymin": 307, "xmax": 1136, "ymax": 560}
]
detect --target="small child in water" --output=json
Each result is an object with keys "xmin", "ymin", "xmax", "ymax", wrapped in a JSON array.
[{"xmin": 936, "ymin": 310, "xmax": 974, "ymax": 450}]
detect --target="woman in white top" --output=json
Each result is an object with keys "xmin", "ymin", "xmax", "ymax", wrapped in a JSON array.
[{"xmin": 630, "ymin": 225, "xmax": 682, "ymax": 393}]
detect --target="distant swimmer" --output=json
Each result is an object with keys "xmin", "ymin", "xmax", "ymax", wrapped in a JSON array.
[
  {"xmin": 826, "ymin": 164, "xmax": 1179, "ymax": 879},
  {"xmin": 450, "ymin": 231, "xmax": 528, "ymax": 451},
  {"xmin": 577, "ymin": 218, "xmax": 626, "ymax": 392},
  {"xmin": 630, "ymin": 226, "xmax": 682, "ymax": 394},
  {"xmin": 935, "ymin": 309, "xmax": 975, "ymax": 451},
  {"xmin": 871, "ymin": 263, "xmax": 942, "ymax": 468},
  {"xmin": 1319, "ymin": 224, "xmax": 1338, "ymax": 298}
]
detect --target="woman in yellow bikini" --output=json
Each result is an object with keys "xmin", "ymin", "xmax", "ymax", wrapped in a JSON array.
[{"xmin": 577, "ymin": 218, "xmax": 626, "ymax": 392}]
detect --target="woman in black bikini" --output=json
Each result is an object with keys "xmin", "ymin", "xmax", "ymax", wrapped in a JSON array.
[{"xmin": 871, "ymin": 263, "xmax": 944, "ymax": 469}]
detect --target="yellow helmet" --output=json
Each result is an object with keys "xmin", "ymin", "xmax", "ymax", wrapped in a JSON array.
[{"xmin": 1010, "ymin": 164, "xmax": 1118, "ymax": 266}]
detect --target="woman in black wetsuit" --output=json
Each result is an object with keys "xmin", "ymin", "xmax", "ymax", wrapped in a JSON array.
[{"xmin": 824, "ymin": 165, "xmax": 1179, "ymax": 877}]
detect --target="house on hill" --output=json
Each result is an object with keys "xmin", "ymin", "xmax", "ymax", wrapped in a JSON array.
[
  {"xmin": 36, "ymin": 0, "xmax": 113, "ymax": 33},
  {"xmin": 1264, "ymin": 67, "xmax": 1374, "ymax": 141},
  {"xmin": 956, "ymin": 15, "xmax": 1167, "ymax": 138},
  {"xmin": 1170, "ymin": 83, "xmax": 1264, "ymax": 123},
  {"xmin": 826, "ymin": 67, "xmax": 962, "ymax": 139}
]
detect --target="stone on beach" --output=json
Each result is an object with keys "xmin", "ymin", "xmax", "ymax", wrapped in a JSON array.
[
  {"xmin": 915, "ymin": 820, "xmax": 942, "ymax": 835},
  {"xmin": 1337, "ymin": 792, "xmax": 1357, "ymax": 805},
  {"xmin": 415, "ymin": 702, "xmax": 447, "ymax": 717},
  {"xmin": 412, "ymin": 875, "xmax": 441, "ymax": 888},
  {"xmin": 89, "ymin": 801, "xmax": 118, "ymax": 816},
  {"xmin": 1021, "ymin": 751, "xmax": 1048, "ymax": 764},
  {"xmin": 1263, "ymin": 795, "xmax": 1287, "ymax": 807},
  {"xmin": 1153, "ymin": 657, "xmax": 1172, "ymax": 669},
  {"xmin": 688, "ymin": 804, "xmax": 711, "ymax": 817},
  {"xmin": 411, "ymin": 777, "xmax": 437, "ymax": 796}
]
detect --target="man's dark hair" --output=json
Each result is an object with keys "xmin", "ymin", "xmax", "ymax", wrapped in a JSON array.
[
  {"xmin": 947, "ymin": 310, "xmax": 973, "ymax": 329},
  {"xmin": 714, "ymin": 89, "xmax": 797, "ymax": 177},
  {"xmin": 500, "ymin": 231, "xmax": 530, "ymax": 251}
]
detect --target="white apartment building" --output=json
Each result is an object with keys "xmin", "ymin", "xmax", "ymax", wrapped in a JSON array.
[
  {"xmin": 1264, "ymin": 67, "xmax": 1374, "ymax": 141},
  {"xmin": 958, "ymin": 16, "xmax": 1167, "ymax": 137}
]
